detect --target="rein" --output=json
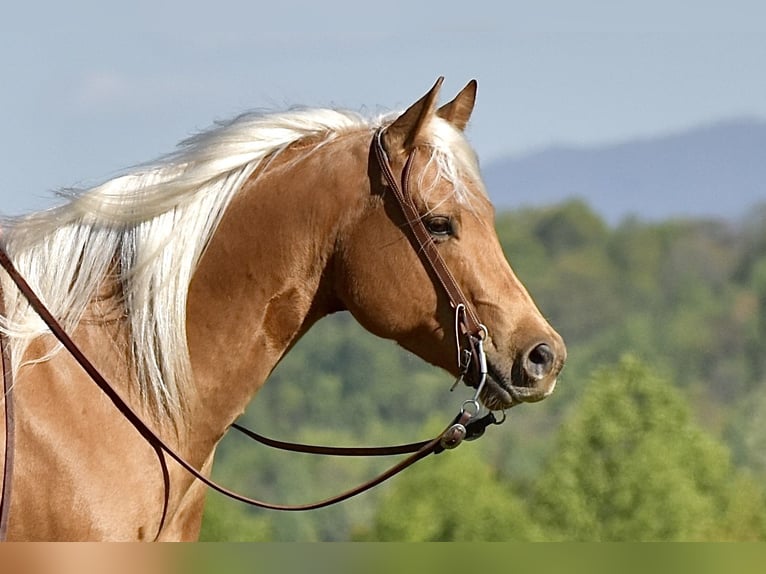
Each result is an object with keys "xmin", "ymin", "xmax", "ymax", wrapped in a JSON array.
[{"xmin": 0, "ymin": 131, "xmax": 500, "ymax": 534}]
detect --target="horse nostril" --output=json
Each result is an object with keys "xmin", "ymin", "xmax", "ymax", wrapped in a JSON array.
[{"xmin": 523, "ymin": 343, "xmax": 555, "ymax": 380}]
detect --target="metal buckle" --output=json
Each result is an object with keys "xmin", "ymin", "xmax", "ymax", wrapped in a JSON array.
[{"xmin": 439, "ymin": 423, "xmax": 467, "ymax": 449}]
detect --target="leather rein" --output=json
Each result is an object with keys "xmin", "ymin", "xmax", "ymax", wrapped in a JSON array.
[{"xmin": 0, "ymin": 130, "xmax": 500, "ymax": 535}]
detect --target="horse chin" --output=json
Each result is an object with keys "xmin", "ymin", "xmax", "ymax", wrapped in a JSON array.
[
  {"xmin": 478, "ymin": 377, "xmax": 517, "ymax": 411},
  {"xmin": 477, "ymin": 362, "xmax": 558, "ymax": 411}
]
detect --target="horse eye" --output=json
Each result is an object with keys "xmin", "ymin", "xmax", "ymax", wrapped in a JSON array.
[{"xmin": 425, "ymin": 216, "xmax": 453, "ymax": 237}]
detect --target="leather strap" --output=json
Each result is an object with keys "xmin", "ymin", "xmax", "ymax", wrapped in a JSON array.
[
  {"xmin": 373, "ymin": 129, "xmax": 485, "ymax": 340},
  {"xmin": 232, "ymin": 422, "xmax": 432, "ymax": 456},
  {"xmin": 231, "ymin": 408, "xmax": 497, "ymax": 456},
  {"xmin": 372, "ymin": 130, "xmax": 489, "ymax": 392}
]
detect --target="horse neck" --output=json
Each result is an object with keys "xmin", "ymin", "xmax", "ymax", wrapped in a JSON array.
[{"xmin": 184, "ymin": 130, "xmax": 370, "ymax": 441}]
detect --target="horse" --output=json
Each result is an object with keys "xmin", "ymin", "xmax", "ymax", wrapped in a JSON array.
[{"xmin": 0, "ymin": 78, "xmax": 565, "ymax": 541}]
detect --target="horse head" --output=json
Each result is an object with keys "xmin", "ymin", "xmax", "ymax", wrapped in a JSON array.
[{"xmin": 334, "ymin": 78, "xmax": 566, "ymax": 409}]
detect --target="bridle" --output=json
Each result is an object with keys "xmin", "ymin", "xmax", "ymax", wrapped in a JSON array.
[
  {"xmin": 0, "ymin": 129, "xmax": 503, "ymax": 537},
  {"xmin": 372, "ymin": 129, "xmax": 490, "ymax": 393}
]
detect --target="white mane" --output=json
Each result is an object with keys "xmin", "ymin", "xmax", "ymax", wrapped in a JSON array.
[{"xmin": 0, "ymin": 107, "xmax": 483, "ymax": 418}]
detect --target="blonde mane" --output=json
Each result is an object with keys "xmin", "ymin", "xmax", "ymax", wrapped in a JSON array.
[{"xmin": 0, "ymin": 107, "xmax": 483, "ymax": 418}]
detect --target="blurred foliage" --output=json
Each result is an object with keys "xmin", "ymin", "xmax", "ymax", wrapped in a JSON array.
[
  {"xmin": 359, "ymin": 445, "xmax": 543, "ymax": 541},
  {"xmin": 531, "ymin": 356, "xmax": 765, "ymax": 541},
  {"xmin": 202, "ymin": 199, "xmax": 766, "ymax": 541}
]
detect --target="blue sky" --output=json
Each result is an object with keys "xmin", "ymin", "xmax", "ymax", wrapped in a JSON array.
[{"xmin": 1, "ymin": 1, "xmax": 764, "ymax": 213}]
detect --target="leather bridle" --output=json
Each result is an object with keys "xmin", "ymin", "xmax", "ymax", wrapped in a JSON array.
[
  {"xmin": 0, "ymin": 130, "xmax": 501, "ymax": 537},
  {"xmin": 372, "ymin": 129, "xmax": 490, "ymax": 389}
]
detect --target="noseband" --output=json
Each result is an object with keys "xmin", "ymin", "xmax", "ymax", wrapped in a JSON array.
[{"xmin": 0, "ymin": 130, "xmax": 502, "ymax": 535}]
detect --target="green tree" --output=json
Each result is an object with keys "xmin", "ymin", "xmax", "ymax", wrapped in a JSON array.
[
  {"xmin": 364, "ymin": 442, "xmax": 542, "ymax": 541},
  {"xmin": 726, "ymin": 383, "xmax": 766, "ymax": 479},
  {"xmin": 532, "ymin": 199, "xmax": 609, "ymax": 258},
  {"xmin": 199, "ymin": 491, "xmax": 272, "ymax": 541},
  {"xmin": 745, "ymin": 257, "xmax": 766, "ymax": 381},
  {"xmin": 531, "ymin": 356, "xmax": 765, "ymax": 541}
]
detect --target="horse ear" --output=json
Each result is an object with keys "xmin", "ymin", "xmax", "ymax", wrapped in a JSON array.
[
  {"xmin": 383, "ymin": 77, "xmax": 444, "ymax": 155},
  {"xmin": 436, "ymin": 79, "xmax": 477, "ymax": 131}
]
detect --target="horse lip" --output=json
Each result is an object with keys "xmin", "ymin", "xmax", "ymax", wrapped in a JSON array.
[{"xmin": 483, "ymin": 359, "xmax": 552, "ymax": 408}]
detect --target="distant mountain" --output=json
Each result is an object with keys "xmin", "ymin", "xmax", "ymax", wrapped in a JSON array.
[{"xmin": 482, "ymin": 118, "xmax": 766, "ymax": 224}]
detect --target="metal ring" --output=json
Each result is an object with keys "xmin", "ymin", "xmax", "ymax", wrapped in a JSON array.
[
  {"xmin": 461, "ymin": 399, "xmax": 481, "ymax": 418},
  {"xmin": 493, "ymin": 410, "xmax": 507, "ymax": 425}
]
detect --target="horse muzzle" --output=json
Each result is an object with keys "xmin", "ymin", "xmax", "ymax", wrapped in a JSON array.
[{"xmin": 480, "ymin": 337, "xmax": 566, "ymax": 410}]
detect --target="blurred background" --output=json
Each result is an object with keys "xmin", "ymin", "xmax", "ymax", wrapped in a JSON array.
[{"xmin": 2, "ymin": 1, "xmax": 765, "ymax": 540}]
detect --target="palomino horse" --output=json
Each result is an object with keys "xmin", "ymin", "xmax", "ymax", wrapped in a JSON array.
[{"xmin": 0, "ymin": 78, "xmax": 565, "ymax": 541}]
